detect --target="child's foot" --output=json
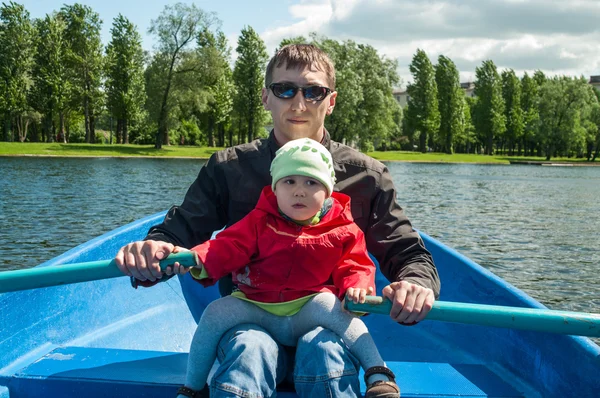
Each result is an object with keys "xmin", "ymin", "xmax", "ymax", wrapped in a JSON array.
[
  {"xmin": 176, "ymin": 385, "xmax": 208, "ymax": 398},
  {"xmin": 364, "ymin": 366, "xmax": 400, "ymax": 398}
]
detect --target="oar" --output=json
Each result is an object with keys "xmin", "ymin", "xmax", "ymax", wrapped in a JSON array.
[
  {"xmin": 345, "ymin": 296, "xmax": 600, "ymax": 337},
  {"xmin": 0, "ymin": 252, "xmax": 199, "ymax": 294}
]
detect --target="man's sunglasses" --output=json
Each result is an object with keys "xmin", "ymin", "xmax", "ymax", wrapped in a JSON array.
[{"xmin": 269, "ymin": 83, "xmax": 332, "ymax": 102}]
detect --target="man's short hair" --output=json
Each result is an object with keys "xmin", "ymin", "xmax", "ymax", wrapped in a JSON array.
[{"xmin": 265, "ymin": 44, "xmax": 336, "ymax": 90}]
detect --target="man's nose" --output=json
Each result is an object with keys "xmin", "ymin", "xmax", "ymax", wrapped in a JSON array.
[{"xmin": 290, "ymin": 90, "xmax": 307, "ymax": 111}]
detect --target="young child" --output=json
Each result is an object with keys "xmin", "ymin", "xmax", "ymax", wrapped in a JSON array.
[{"xmin": 175, "ymin": 138, "xmax": 400, "ymax": 398}]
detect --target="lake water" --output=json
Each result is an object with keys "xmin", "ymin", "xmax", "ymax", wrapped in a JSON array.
[{"xmin": 1, "ymin": 157, "xmax": 599, "ymax": 318}]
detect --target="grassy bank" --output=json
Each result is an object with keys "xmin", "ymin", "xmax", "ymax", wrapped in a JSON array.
[
  {"xmin": 367, "ymin": 151, "xmax": 509, "ymax": 163},
  {"xmin": 0, "ymin": 142, "xmax": 222, "ymax": 158},
  {"xmin": 1, "ymin": 142, "xmax": 598, "ymax": 164},
  {"xmin": 367, "ymin": 151, "xmax": 600, "ymax": 164},
  {"xmin": 366, "ymin": 150, "xmax": 600, "ymax": 164}
]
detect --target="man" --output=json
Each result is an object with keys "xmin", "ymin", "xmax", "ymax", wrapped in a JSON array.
[{"xmin": 116, "ymin": 44, "xmax": 440, "ymax": 397}]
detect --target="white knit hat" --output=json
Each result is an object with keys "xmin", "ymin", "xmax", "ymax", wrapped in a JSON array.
[{"xmin": 270, "ymin": 138, "xmax": 336, "ymax": 195}]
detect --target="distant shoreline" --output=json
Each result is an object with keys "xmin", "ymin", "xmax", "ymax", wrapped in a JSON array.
[
  {"xmin": 1, "ymin": 143, "xmax": 599, "ymax": 165},
  {"xmin": 3, "ymin": 153, "xmax": 600, "ymax": 166},
  {"xmin": 0, "ymin": 153, "xmax": 205, "ymax": 160}
]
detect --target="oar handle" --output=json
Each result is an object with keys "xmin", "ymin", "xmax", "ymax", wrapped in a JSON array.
[
  {"xmin": 345, "ymin": 296, "xmax": 600, "ymax": 338},
  {"xmin": 0, "ymin": 251, "xmax": 199, "ymax": 294},
  {"xmin": 157, "ymin": 251, "xmax": 199, "ymax": 270}
]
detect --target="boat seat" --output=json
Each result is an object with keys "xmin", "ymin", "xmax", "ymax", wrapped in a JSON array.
[{"xmin": 1, "ymin": 346, "xmax": 524, "ymax": 397}]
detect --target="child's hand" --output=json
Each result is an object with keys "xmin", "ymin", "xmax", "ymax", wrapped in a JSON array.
[
  {"xmin": 164, "ymin": 247, "xmax": 200, "ymax": 275},
  {"xmin": 345, "ymin": 286, "xmax": 374, "ymax": 304}
]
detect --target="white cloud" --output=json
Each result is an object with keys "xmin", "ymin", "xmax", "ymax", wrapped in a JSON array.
[
  {"xmin": 261, "ymin": 0, "xmax": 332, "ymax": 49},
  {"xmin": 259, "ymin": 0, "xmax": 600, "ymax": 87}
]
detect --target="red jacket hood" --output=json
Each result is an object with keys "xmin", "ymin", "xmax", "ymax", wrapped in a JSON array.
[{"xmin": 254, "ymin": 186, "xmax": 355, "ymax": 228}]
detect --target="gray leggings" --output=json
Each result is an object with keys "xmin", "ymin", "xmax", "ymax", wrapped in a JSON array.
[{"xmin": 184, "ymin": 292, "xmax": 384, "ymax": 390}]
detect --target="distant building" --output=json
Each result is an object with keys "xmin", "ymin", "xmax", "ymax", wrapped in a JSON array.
[
  {"xmin": 392, "ymin": 89, "xmax": 409, "ymax": 107},
  {"xmin": 460, "ymin": 82, "xmax": 476, "ymax": 98},
  {"xmin": 589, "ymin": 76, "xmax": 600, "ymax": 91}
]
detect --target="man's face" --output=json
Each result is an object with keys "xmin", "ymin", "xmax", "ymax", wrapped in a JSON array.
[{"xmin": 262, "ymin": 64, "xmax": 337, "ymax": 144}]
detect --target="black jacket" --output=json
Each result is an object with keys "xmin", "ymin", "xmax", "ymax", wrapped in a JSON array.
[{"xmin": 146, "ymin": 130, "xmax": 440, "ymax": 297}]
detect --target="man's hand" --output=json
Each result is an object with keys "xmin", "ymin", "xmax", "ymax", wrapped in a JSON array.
[
  {"xmin": 382, "ymin": 281, "xmax": 435, "ymax": 324},
  {"xmin": 115, "ymin": 241, "xmax": 175, "ymax": 282}
]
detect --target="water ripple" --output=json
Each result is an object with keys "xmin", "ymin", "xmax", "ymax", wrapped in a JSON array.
[
  {"xmin": 390, "ymin": 162, "xmax": 600, "ymax": 321},
  {"xmin": 0, "ymin": 157, "xmax": 202, "ymax": 271}
]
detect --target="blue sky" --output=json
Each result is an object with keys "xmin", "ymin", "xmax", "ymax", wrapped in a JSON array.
[{"xmin": 17, "ymin": 1, "xmax": 600, "ymax": 87}]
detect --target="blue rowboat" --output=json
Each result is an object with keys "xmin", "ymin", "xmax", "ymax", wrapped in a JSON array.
[{"xmin": 0, "ymin": 211, "xmax": 598, "ymax": 397}]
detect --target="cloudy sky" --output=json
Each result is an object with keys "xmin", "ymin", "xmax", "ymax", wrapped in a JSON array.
[{"xmin": 20, "ymin": 0, "xmax": 600, "ymax": 88}]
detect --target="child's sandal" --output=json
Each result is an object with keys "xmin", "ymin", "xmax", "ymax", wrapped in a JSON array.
[
  {"xmin": 364, "ymin": 366, "xmax": 400, "ymax": 398},
  {"xmin": 176, "ymin": 386, "xmax": 206, "ymax": 398}
]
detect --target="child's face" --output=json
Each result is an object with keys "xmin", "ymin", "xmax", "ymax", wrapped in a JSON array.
[{"xmin": 274, "ymin": 175, "xmax": 329, "ymax": 221}]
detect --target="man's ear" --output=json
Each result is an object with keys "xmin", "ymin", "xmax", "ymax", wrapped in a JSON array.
[
  {"xmin": 326, "ymin": 91, "xmax": 337, "ymax": 115},
  {"xmin": 262, "ymin": 87, "xmax": 270, "ymax": 110}
]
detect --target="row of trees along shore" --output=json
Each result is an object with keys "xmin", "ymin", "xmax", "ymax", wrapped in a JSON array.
[
  {"xmin": 0, "ymin": 2, "xmax": 599, "ymax": 160},
  {"xmin": 407, "ymin": 50, "xmax": 600, "ymax": 160},
  {"xmin": 0, "ymin": 1, "xmax": 401, "ymax": 152}
]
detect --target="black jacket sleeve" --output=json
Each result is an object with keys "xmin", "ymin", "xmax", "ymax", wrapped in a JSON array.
[
  {"xmin": 145, "ymin": 154, "xmax": 227, "ymax": 248},
  {"xmin": 365, "ymin": 166, "xmax": 441, "ymax": 298}
]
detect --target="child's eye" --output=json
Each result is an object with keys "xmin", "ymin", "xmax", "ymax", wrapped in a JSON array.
[
  {"xmin": 306, "ymin": 180, "xmax": 316, "ymax": 186},
  {"xmin": 284, "ymin": 179, "xmax": 295, "ymax": 184}
]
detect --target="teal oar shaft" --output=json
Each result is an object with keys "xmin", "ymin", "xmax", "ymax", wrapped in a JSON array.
[
  {"xmin": 345, "ymin": 296, "xmax": 600, "ymax": 337},
  {"xmin": 0, "ymin": 252, "xmax": 198, "ymax": 294}
]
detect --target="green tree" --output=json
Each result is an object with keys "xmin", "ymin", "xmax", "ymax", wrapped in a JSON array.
[
  {"xmin": 197, "ymin": 28, "xmax": 234, "ymax": 147},
  {"xmin": 386, "ymin": 100, "xmax": 403, "ymax": 150},
  {"xmin": 537, "ymin": 76, "xmax": 595, "ymax": 160},
  {"xmin": 60, "ymin": 3, "xmax": 104, "ymax": 143},
  {"xmin": 501, "ymin": 69, "xmax": 524, "ymax": 155},
  {"xmin": 406, "ymin": 49, "xmax": 439, "ymax": 152},
  {"xmin": 148, "ymin": 2, "xmax": 217, "ymax": 148},
  {"xmin": 572, "ymin": 83, "xmax": 598, "ymax": 159},
  {"xmin": 233, "ymin": 26, "xmax": 268, "ymax": 143},
  {"xmin": 520, "ymin": 72, "xmax": 540, "ymax": 156},
  {"xmin": 473, "ymin": 60, "xmax": 505, "ymax": 155},
  {"xmin": 211, "ymin": 68, "xmax": 236, "ymax": 147},
  {"xmin": 533, "ymin": 70, "xmax": 547, "ymax": 87},
  {"xmin": 588, "ymin": 100, "xmax": 600, "ymax": 161},
  {"xmin": 0, "ymin": 1, "xmax": 34, "ymax": 142},
  {"xmin": 435, "ymin": 55, "xmax": 462, "ymax": 153},
  {"xmin": 143, "ymin": 53, "xmax": 168, "ymax": 144},
  {"xmin": 30, "ymin": 13, "xmax": 71, "ymax": 143},
  {"xmin": 586, "ymin": 88, "xmax": 600, "ymax": 161},
  {"xmin": 170, "ymin": 27, "xmax": 235, "ymax": 147},
  {"xmin": 454, "ymin": 96, "xmax": 477, "ymax": 153},
  {"xmin": 353, "ymin": 43, "xmax": 399, "ymax": 151},
  {"xmin": 105, "ymin": 14, "xmax": 146, "ymax": 144},
  {"xmin": 315, "ymin": 38, "xmax": 362, "ymax": 144},
  {"xmin": 171, "ymin": 69, "xmax": 210, "ymax": 146},
  {"xmin": 402, "ymin": 104, "xmax": 417, "ymax": 150}
]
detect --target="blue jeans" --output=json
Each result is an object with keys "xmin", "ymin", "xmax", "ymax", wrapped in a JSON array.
[{"xmin": 209, "ymin": 324, "xmax": 362, "ymax": 398}]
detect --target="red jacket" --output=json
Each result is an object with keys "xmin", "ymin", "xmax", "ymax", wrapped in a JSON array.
[{"xmin": 190, "ymin": 186, "xmax": 376, "ymax": 303}]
